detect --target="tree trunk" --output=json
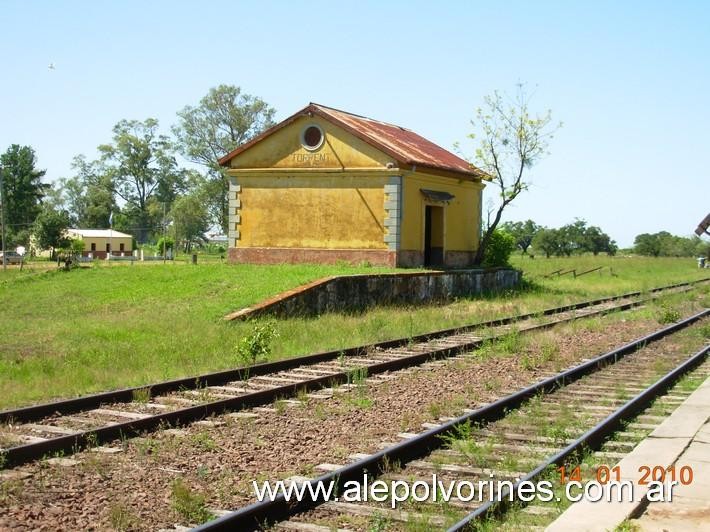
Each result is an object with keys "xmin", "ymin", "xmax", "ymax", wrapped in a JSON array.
[{"xmin": 473, "ymin": 204, "xmax": 506, "ymax": 265}]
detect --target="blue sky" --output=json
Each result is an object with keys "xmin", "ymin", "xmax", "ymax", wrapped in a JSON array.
[{"xmin": 2, "ymin": 1, "xmax": 708, "ymax": 246}]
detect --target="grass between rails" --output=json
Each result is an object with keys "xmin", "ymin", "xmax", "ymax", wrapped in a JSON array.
[
  {"xmin": 0, "ymin": 256, "xmax": 707, "ymax": 409},
  {"xmin": 298, "ymin": 318, "xmax": 710, "ymax": 532},
  {"xmin": 475, "ymin": 367, "xmax": 710, "ymax": 531},
  {"xmin": 392, "ymin": 322, "xmax": 710, "ymax": 532}
]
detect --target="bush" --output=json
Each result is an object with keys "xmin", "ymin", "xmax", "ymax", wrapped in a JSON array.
[
  {"xmin": 656, "ymin": 305, "xmax": 681, "ymax": 324},
  {"xmin": 56, "ymin": 238, "xmax": 86, "ymax": 268},
  {"xmin": 483, "ymin": 229, "xmax": 516, "ymax": 267},
  {"xmin": 155, "ymin": 237, "xmax": 174, "ymax": 255},
  {"xmin": 57, "ymin": 238, "xmax": 85, "ymax": 257},
  {"xmin": 235, "ymin": 321, "xmax": 279, "ymax": 367}
]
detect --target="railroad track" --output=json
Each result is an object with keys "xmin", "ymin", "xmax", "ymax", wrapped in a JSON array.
[
  {"xmin": 194, "ymin": 309, "xmax": 710, "ymax": 532},
  {"xmin": 0, "ymin": 280, "xmax": 706, "ymax": 468}
]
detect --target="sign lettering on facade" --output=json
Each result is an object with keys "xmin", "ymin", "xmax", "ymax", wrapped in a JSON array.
[{"xmin": 293, "ymin": 152, "xmax": 330, "ymax": 165}]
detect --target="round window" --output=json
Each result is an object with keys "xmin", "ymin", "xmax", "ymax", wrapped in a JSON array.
[{"xmin": 301, "ymin": 125, "xmax": 324, "ymax": 151}]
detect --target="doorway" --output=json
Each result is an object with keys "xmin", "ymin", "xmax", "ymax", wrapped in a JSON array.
[{"xmin": 424, "ymin": 205, "xmax": 444, "ymax": 266}]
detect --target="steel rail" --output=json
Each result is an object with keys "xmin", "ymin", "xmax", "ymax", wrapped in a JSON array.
[
  {"xmin": 0, "ymin": 293, "xmax": 657, "ymax": 468},
  {"xmin": 447, "ymin": 343, "xmax": 710, "ymax": 531},
  {"xmin": 192, "ymin": 308, "xmax": 709, "ymax": 531},
  {"xmin": 1, "ymin": 279, "xmax": 704, "ymax": 426}
]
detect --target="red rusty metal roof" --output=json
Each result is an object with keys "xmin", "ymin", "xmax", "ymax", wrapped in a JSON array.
[{"xmin": 219, "ymin": 103, "xmax": 486, "ymax": 179}]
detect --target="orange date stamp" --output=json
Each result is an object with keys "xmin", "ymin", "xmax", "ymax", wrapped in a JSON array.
[{"xmin": 558, "ymin": 464, "xmax": 694, "ymax": 485}]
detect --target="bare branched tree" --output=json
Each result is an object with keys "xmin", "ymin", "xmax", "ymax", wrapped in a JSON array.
[{"xmin": 469, "ymin": 84, "xmax": 561, "ymax": 264}]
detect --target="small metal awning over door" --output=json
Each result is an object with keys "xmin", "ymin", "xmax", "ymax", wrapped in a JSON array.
[{"xmin": 420, "ymin": 189, "xmax": 455, "ymax": 203}]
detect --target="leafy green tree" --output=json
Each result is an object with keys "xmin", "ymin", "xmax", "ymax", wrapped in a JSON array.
[
  {"xmin": 84, "ymin": 177, "xmax": 117, "ymax": 228},
  {"xmin": 169, "ymin": 193, "xmax": 210, "ymax": 252},
  {"xmin": 155, "ymin": 236, "xmax": 174, "ymax": 256},
  {"xmin": 90, "ymin": 119, "xmax": 187, "ymax": 242},
  {"xmin": 658, "ymin": 231, "xmax": 682, "ymax": 256},
  {"xmin": 634, "ymin": 231, "xmax": 707, "ymax": 257},
  {"xmin": 0, "ymin": 145, "xmax": 48, "ymax": 246},
  {"xmin": 57, "ymin": 238, "xmax": 86, "ymax": 267},
  {"xmin": 32, "ymin": 206, "xmax": 70, "ymax": 258},
  {"xmin": 661, "ymin": 233, "xmax": 702, "ymax": 257},
  {"xmin": 634, "ymin": 233, "xmax": 661, "ymax": 256},
  {"xmin": 466, "ymin": 84, "xmax": 560, "ymax": 265},
  {"xmin": 584, "ymin": 225, "xmax": 617, "ymax": 255},
  {"xmin": 696, "ymin": 238, "xmax": 710, "ymax": 258},
  {"xmin": 60, "ymin": 155, "xmax": 118, "ymax": 228},
  {"xmin": 40, "ymin": 182, "xmax": 66, "ymax": 211},
  {"xmin": 500, "ymin": 219, "xmax": 540, "ymax": 255},
  {"xmin": 532, "ymin": 228, "xmax": 560, "ymax": 258},
  {"xmin": 172, "ymin": 85, "xmax": 276, "ymax": 231},
  {"xmin": 559, "ymin": 219, "xmax": 589, "ymax": 255},
  {"xmin": 687, "ymin": 236, "xmax": 708, "ymax": 257},
  {"xmin": 533, "ymin": 220, "xmax": 617, "ymax": 257}
]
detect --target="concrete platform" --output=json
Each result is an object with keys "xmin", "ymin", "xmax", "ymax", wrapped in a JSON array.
[{"xmin": 546, "ymin": 375, "xmax": 710, "ymax": 532}]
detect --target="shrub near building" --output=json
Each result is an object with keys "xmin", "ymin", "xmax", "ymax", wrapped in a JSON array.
[{"xmin": 483, "ymin": 230, "xmax": 516, "ymax": 267}]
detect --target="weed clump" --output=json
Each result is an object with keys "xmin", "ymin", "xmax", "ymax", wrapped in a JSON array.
[
  {"xmin": 345, "ymin": 366, "xmax": 373, "ymax": 408},
  {"xmin": 171, "ymin": 478, "xmax": 214, "ymax": 524},
  {"xmin": 656, "ymin": 305, "xmax": 681, "ymax": 324},
  {"xmin": 131, "ymin": 387, "xmax": 151, "ymax": 404},
  {"xmin": 109, "ymin": 503, "xmax": 138, "ymax": 531},
  {"xmin": 235, "ymin": 321, "xmax": 279, "ymax": 368}
]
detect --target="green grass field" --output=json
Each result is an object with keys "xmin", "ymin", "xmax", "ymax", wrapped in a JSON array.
[
  {"xmin": 509, "ymin": 254, "xmax": 708, "ymax": 295},
  {"xmin": 0, "ymin": 256, "xmax": 707, "ymax": 409}
]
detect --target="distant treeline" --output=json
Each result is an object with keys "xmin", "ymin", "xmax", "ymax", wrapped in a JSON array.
[
  {"xmin": 500, "ymin": 219, "xmax": 616, "ymax": 257},
  {"xmin": 499, "ymin": 220, "xmax": 707, "ymax": 258},
  {"xmin": 632, "ymin": 231, "xmax": 707, "ymax": 258}
]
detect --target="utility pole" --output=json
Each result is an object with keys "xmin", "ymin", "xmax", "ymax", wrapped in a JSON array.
[
  {"xmin": 0, "ymin": 166, "xmax": 7, "ymax": 271},
  {"xmin": 162, "ymin": 202, "xmax": 166, "ymax": 264},
  {"xmin": 108, "ymin": 211, "xmax": 113, "ymax": 263}
]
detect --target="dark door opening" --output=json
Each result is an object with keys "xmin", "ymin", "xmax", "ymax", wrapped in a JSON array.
[{"xmin": 424, "ymin": 205, "xmax": 444, "ymax": 266}]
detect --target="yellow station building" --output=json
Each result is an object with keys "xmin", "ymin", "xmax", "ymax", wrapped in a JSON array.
[{"xmin": 219, "ymin": 103, "xmax": 486, "ymax": 268}]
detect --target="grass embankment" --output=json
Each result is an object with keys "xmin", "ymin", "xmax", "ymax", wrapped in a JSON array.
[{"xmin": 0, "ymin": 256, "xmax": 707, "ymax": 408}]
